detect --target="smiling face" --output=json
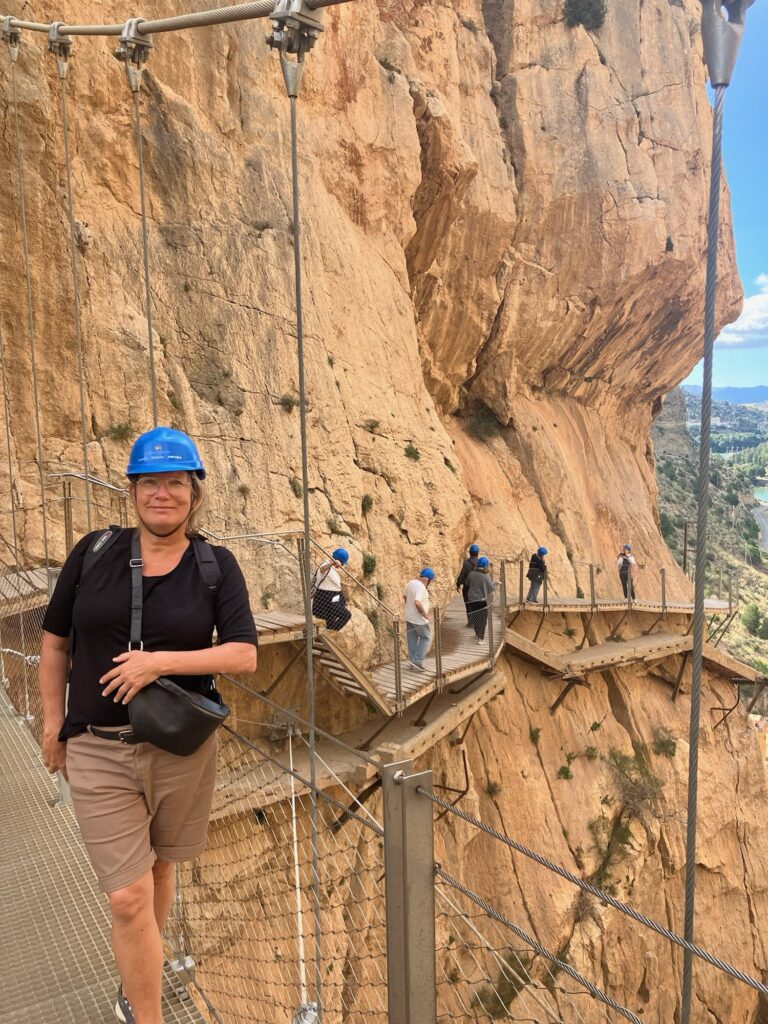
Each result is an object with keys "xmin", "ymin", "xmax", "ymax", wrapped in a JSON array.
[{"xmin": 130, "ymin": 471, "xmax": 195, "ymax": 537}]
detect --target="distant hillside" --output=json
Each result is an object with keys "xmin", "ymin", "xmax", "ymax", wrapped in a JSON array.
[{"xmin": 683, "ymin": 384, "xmax": 768, "ymax": 404}]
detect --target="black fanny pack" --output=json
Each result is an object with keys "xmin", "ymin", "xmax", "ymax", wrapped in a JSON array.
[{"xmin": 127, "ymin": 531, "xmax": 230, "ymax": 756}]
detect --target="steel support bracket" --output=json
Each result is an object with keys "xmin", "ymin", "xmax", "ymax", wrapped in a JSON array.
[
  {"xmin": 47, "ymin": 22, "xmax": 72, "ymax": 80},
  {"xmin": 700, "ymin": 0, "xmax": 754, "ymax": 87},
  {"xmin": 114, "ymin": 18, "xmax": 152, "ymax": 93},
  {"xmin": 268, "ymin": 0, "xmax": 324, "ymax": 59},
  {"xmin": 0, "ymin": 16, "xmax": 21, "ymax": 61}
]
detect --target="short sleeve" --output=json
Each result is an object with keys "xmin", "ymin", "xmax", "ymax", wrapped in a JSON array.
[
  {"xmin": 211, "ymin": 547, "xmax": 259, "ymax": 647},
  {"xmin": 41, "ymin": 532, "xmax": 98, "ymax": 638}
]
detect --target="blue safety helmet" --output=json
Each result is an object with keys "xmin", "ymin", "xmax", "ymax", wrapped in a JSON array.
[
  {"xmin": 537, "ymin": 547, "xmax": 548, "ymax": 556},
  {"xmin": 420, "ymin": 567, "xmax": 435, "ymax": 581},
  {"xmin": 623, "ymin": 544, "xmax": 632, "ymax": 551},
  {"xmin": 469, "ymin": 544, "xmax": 480, "ymax": 555},
  {"xmin": 477, "ymin": 556, "xmax": 490, "ymax": 568},
  {"xmin": 126, "ymin": 427, "xmax": 206, "ymax": 479},
  {"xmin": 332, "ymin": 548, "xmax": 350, "ymax": 565}
]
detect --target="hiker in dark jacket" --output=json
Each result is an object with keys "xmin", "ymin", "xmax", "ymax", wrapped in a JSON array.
[
  {"xmin": 526, "ymin": 547, "xmax": 548, "ymax": 603},
  {"xmin": 616, "ymin": 544, "xmax": 637, "ymax": 601},
  {"xmin": 465, "ymin": 557, "xmax": 496, "ymax": 643},
  {"xmin": 456, "ymin": 543, "xmax": 480, "ymax": 626}
]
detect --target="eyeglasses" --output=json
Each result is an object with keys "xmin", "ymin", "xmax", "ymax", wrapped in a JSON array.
[{"xmin": 135, "ymin": 476, "xmax": 192, "ymax": 496}]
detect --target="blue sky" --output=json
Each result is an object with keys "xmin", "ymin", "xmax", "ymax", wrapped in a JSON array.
[{"xmin": 684, "ymin": 3, "xmax": 768, "ymax": 389}]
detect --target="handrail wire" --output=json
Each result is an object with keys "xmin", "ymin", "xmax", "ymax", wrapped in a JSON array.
[
  {"xmin": 221, "ymin": 673, "xmax": 385, "ymax": 770},
  {"xmin": 7, "ymin": 0, "xmax": 349, "ymax": 38},
  {"xmin": 130, "ymin": 86, "xmax": 159, "ymax": 426},
  {"xmin": 0, "ymin": 328, "xmax": 30, "ymax": 706},
  {"xmin": 435, "ymin": 868, "xmax": 643, "ymax": 1024},
  {"xmin": 56, "ymin": 63, "xmax": 92, "ymax": 529},
  {"xmin": 9, "ymin": 51, "xmax": 51, "ymax": 575},
  {"xmin": 220, "ymin": 724, "xmax": 383, "ymax": 835},
  {"xmin": 419, "ymin": 786, "xmax": 768, "ymax": 999}
]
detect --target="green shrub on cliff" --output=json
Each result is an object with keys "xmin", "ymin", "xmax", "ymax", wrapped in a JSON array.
[
  {"xmin": 742, "ymin": 603, "xmax": 761, "ymax": 636},
  {"xmin": 564, "ymin": 0, "xmax": 607, "ymax": 30}
]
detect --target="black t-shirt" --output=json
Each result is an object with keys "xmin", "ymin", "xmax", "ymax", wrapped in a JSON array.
[
  {"xmin": 528, "ymin": 554, "xmax": 546, "ymax": 575},
  {"xmin": 43, "ymin": 530, "xmax": 258, "ymax": 739}
]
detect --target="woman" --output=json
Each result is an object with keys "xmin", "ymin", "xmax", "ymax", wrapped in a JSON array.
[
  {"xmin": 617, "ymin": 543, "xmax": 637, "ymax": 600},
  {"xmin": 39, "ymin": 427, "xmax": 258, "ymax": 1024},
  {"xmin": 465, "ymin": 556, "xmax": 496, "ymax": 644},
  {"xmin": 311, "ymin": 546, "xmax": 352, "ymax": 630}
]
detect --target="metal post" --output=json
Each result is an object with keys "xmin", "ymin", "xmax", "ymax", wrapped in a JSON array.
[
  {"xmin": 487, "ymin": 589, "xmax": 495, "ymax": 660},
  {"xmin": 499, "ymin": 560, "xmax": 507, "ymax": 616},
  {"xmin": 683, "ymin": 520, "xmax": 689, "ymax": 574},
  {"xmin": 661, "ymin": 568, "xmax": 667, "ymax": 614},
  {"xmin": 62, "ymin": 479, "xmax": 73, "ymax": 554},
  {"xmin": 589, "ymin": 563, "xmax": 596, "ymax": 609},
  {"xmin": 382, "ymin": 761, "xmax": 436, "ymax": 1024},
  {"xmin": 542, "ymin": 572, "xmax": 548, "ymax": 611},
  {"xmin": 718, "ymin": 565, "xmax": 723, "ymax": 600},
  {"xmin": 518, "ymin": 560, "xmax": 524, "ymax": 606},
  {"xmin": 393, "ymin": 618, "xmax": 403, "ymax": 713},
  {"xmin": 119, "ymin": 492, "xmax": 128, "ymax": 528},
  {"xmin": 433, "ymin": 607, "xmax": 443, "ymax": 688}
]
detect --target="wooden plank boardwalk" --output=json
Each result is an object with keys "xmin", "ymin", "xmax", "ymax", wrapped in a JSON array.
[
  {"xmin": 370, "ymin": 595, "xmax": 504, "ymax": 711},
  {"xmin": 507, "ymin": 594, "xmax": 732, "ymax": 614}
]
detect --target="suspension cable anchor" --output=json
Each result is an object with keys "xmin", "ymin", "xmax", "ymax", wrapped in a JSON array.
[
  {"xmin": 0, "ymin": 15, "xmax": 21, "ymax": 61},
  {"xmin": 700, "ymin": 0, "xmax": 755, "ymax": 87},
  {"xmin": 114, "ymin": 18, "xmax": 152, "ymax": 93},
  {"xmin": 267, "ymin": 0, "xmax": 324, "ymax": 97},
  {"xmin": 47, "ymin": 22, "xmax": 72, "ymax": 80}
]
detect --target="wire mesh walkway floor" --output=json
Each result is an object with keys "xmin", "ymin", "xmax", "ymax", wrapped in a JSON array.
[{"xmin": 0, "ymin": 691, "xmax": 206, "ymax": 1024}]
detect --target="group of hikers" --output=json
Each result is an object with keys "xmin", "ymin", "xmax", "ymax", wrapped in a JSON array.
[{"xmin": 311, "ymin": 538, "xmax": 640, "ymax": 672}]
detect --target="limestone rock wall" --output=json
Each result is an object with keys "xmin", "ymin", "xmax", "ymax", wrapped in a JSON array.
[{"xmin": 0, "ymin": 1, "xmax": 762, "ymax": 1020}]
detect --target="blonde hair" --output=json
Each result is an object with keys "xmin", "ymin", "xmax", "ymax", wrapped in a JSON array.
[{"xmin": 186, "ymin": 475, "xmax": 206, "ymax": 536}]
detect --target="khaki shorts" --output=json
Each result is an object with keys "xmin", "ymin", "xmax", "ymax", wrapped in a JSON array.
[{"xmin": 66, "ymin": 729, "xmax": 218, "ymax": 893}]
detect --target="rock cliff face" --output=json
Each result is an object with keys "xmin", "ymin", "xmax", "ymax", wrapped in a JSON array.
[{"xmin": 1, "ymin": 0, "xmax": 764, "ymax": 1020}]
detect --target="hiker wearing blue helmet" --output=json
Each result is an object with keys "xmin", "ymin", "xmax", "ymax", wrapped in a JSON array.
[
  {"xmin": 526, "ymin": 546, "xmax": 548, "ymax": 603},
  {"xmin": 617, "ymin": 544, "xmax": 637, "ymax": 601},
  {"xmin": 311, "ymin": 547, "xmax": 352, "ymax": 631},
  {"xmin": 39, "ymin": 426, "xmax": 258, "ymax": 1024},
  {"xmin": 456, "ymin": 543, "xmax": 481, "ymax": 626},
  {"xmin": 404, "ymin": 567, "xmax": 435, "ymax": 670},
  {"xmin": 465, "ymin": 556, "xmax": 497, "ymax": 644}
]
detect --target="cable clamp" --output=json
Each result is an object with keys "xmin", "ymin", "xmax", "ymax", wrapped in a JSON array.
[
  {"xmin": 114, "ymin": 17, "xmax": 152, "ymax": 93},
  {"xmin": 267, "ymin": 0, "xmax": 324, "ymax": 64},
  {"xmin": 700, "ymin": 0, "xmax": 755, "ymax": 87},
  {"xmin": 47, "ymin": 22, "xmax": 72, "ymax": 80},
  {"xmin": 0, "ymin": 15, "xmax": 21, "ymax": 62}
]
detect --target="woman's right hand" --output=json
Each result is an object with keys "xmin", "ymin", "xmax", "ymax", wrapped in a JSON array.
[{"xmin": 42, "ymin": 731, "xmax": 68, "ymax": 781}]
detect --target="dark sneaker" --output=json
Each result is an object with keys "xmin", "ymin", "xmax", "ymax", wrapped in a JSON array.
[{"xmin": 115, "ymin": 985, "xmax": 135, "ymax": 1024}]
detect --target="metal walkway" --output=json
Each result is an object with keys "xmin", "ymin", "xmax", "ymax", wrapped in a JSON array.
[{"xmin": 0, "ymin": 691, "xmax": 205, "ymax": 1024}]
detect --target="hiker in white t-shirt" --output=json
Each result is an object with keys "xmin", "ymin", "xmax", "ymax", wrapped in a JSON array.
[
  {"xmin": 616, "ymin": 544, "xmax": 637, "ymax": 601},
  {"xmin": 403, "ymin": 567, "xmax": 435, "ymax": 671}
]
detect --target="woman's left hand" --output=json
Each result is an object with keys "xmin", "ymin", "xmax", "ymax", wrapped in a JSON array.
[{"xmin": 100, "ymin": 650, "xmax": 162, "ymax": 704}]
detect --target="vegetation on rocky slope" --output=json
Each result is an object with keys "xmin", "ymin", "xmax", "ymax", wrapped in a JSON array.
[{"xmin": 653, "ymin": 390, "xmax": 768, "ymax": 673}]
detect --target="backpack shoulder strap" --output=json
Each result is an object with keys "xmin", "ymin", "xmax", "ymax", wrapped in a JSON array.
[
  {"xmin": 79, "ymin": 525, "xmax": 124, "ymax": 586},
  {"xmin": 191, "ymin": 536, "xmax": 222, "ymax": 593}
]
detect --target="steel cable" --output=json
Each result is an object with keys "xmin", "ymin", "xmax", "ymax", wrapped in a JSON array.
[
  {"xmin": 10, "ymin": 58, "xmax": 51, "ymax": 574},
  {"xmin": 131, "ymin": 87, "xmax": 159, "ymax": 427},
  {"xmin": 10, "ymin": 0, "xmax": 349, "ymax": 38},
  {"xmin": 435, "ymin": 868, "xmax": 643, "ymax": 1024},
  {"xmin": 287, "ymin": 83, "xmax": 324, "ymax": 1021},
  {"xmin": 220, "ymin": 672, "xmax": 385, "ymax": 770},
  {"xmin": 58, "ymin": 77, "xmax": 92, "ymax": 530},
  {"xmin": 419, "ymin": 785, "xmax": 768, "ymax": 999},
  {"xmin": 682, "ymin": 82, "xmax": 725, "ymax": 1024}
]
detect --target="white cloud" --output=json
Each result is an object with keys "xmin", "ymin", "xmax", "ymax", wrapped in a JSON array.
[{"xmin": 716, "ymin": 274, "xmax": 768, "ymax": 349}]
